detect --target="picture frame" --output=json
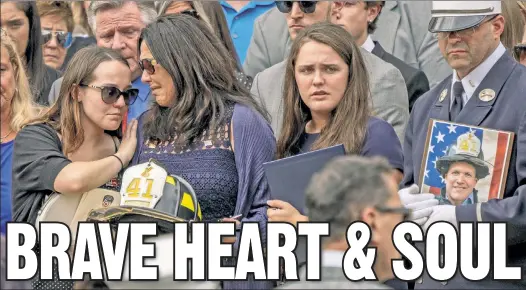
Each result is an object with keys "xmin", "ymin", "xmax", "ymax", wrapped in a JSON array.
[{"xmin": 419, "ymin": 119, "xmax": 515, "ymax": 205}]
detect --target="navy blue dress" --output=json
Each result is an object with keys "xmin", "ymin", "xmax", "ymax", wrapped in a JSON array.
[{"xmin": 297, "ymin": 117, "xmax": 404, "ymax": 171}]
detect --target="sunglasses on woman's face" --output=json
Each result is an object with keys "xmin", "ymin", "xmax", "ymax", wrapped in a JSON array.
[
  {"xmin": 42, "ymin": 30, "xmax": 73, "ymax": 48},
  {"xmin": 79, "ymin": 84, "xmax": 139, "ymax": 106},
  {"xmin": 276, "ymin": 1, "xmax": 318, "ymax": 14},
  {"xmin": 138, "ymin": 58, "xmax": 158, "ymax": 75}
]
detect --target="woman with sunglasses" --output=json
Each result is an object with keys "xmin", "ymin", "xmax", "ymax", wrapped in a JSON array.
[
  {"xmin": 267, "ymin": 23, "xmax": 404, "ymax": 226},
  {"xmin": 11, "ymin": 46, "xmax": 138, "ymax": 290},
  {"xmin": 37, "ymin": 1, "xmax": 74, "ymax": 71},
  {"xmin": 12, "ymin": 45, "xmax": 138, "ymax": 227},
  {"xmin": 135, "ymin": 15, "xmax": 275, "ymax": 289},
  {"xmin": 0, "ymin": 1, "xmax": 61, "ymax": 106}
]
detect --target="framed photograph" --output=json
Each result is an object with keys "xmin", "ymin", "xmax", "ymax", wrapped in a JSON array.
[{"xmin": 419, "ymin": 119, "xmax": 515, "ymax": 205}]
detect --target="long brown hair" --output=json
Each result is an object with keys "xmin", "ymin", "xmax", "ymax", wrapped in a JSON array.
[
  {"xmin": 276, "ymin": 22, "xmax": 371, "ymax": 159},
  {"xmin": 28, "ymin": 46, "xmax": 128, "ymax": 154},
  {"xmin": 138, "ymin": 15, "xmax": 269, "ymax": 145}
]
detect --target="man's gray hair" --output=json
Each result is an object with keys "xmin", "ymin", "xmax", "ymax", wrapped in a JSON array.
[
  {"xmin": 305, "ymin": 156, "xmax": 394, "ymax": 243},
  {"xmin": 87, "ymin": 0, "xmax": 157, "ymax": 33}
]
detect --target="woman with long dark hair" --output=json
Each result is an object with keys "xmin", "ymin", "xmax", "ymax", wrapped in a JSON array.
[
  {"xmin": 267, "ymin": 22, "xmax": 404, "ymax": 225},
  {"xmin": 1, "ymin": 1, "xmax": 61, "ymax": 105},
  {"xmin": 134, "ymin": 14, "xmax": 275, "ymax": 289}
]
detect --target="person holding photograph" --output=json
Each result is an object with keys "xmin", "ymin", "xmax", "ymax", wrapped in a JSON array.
[{"xmin": 400, "ymin": 1, "xmax": 526, "ymax": 289}]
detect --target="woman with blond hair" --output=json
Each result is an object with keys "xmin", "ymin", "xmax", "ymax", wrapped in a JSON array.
[{"xmin": 0, "ymin": 29, "xmax": 40, "ymax": 235}]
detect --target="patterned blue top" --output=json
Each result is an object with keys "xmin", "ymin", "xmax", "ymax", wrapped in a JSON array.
[
  {"xmin": 131, "ymin": 102, "xmax": 276, "ymax": 289},
  {"xmin": 133, "ymin": 104, "xmax": 238, "ymax": 221}
]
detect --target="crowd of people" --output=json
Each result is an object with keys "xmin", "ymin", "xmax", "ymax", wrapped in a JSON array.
[{"xmin": 1, "ymin": 1, "xmax": 526, "ymax": 290}]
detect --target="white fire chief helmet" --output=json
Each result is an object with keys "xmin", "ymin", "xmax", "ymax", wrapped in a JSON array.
[{"xmin": 429, "ymin": 1, "xmax": 502, "ymax": 33}]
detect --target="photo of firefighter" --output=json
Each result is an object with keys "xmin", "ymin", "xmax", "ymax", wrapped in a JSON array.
[
  {"xmin": 420, "ymin": 120, "xmax": 514, "ymax": 204},
  {"xmin": 434, "ymin": 131, "xmax": 491, "ymax": 205}
]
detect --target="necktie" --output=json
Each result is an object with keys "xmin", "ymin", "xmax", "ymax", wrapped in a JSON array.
[{"xmin": 450, "ymin": 81, "xmax": 464, "ymax": 121}]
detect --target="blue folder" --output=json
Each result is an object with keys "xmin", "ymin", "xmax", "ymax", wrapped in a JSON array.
[{"xmin": 263, "ymin": 144, "xmax": 346, "ymax": 214}]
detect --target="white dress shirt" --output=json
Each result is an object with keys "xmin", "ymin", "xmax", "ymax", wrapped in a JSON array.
[
  {"xmin": 450, "ymin": 42, "xmax": 506, "ymax": 109},
  {"xmin": 362, "ymin": 35, "xmax": 376, "ymax": 53}
]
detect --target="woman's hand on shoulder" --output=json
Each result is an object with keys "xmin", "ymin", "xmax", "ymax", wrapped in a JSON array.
[{"xmin": 115, "ymin": 119, "xmax": 138, "ymax": 167}]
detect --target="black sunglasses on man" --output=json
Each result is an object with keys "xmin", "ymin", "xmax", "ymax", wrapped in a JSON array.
[{"xmin": 275, "ymin": 1, "xmax": 318, "ymax": 14}]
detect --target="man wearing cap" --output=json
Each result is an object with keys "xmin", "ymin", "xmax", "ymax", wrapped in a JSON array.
[
  {"xmin": 400, "ymin": 1, "xmax": 526, "ymax": 289},
  {"xmin": 435, "ymin": 132, "xmax": 491, "ymax": 206}
]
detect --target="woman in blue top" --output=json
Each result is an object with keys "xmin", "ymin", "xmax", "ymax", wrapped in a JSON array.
[
  {"xmin": 267, "ymin": 23, "xmax": 404, "ymax": 224},
  {"xmin": 0, "ymin": 30, "xmax": 40, "ymax": 235},
  {"xmin": 134, "ymin": 15, "xmax": 275, "ymax": 289}
]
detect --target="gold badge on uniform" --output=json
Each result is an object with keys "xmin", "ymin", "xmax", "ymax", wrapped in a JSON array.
[
  {"xmin": 439, "ymin": 89, "xmax": 448, "ymax": 102},
  {"xmin": 479, "ymin": 89, "xmax": 496, "ymax": 102}
]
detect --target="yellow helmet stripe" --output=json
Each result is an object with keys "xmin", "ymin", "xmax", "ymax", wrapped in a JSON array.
[
  {"xmin": 181, "ymin": 192, "xmax": 195, "ymax": 212},
  {"xmin": 166, "ymin": 176, "xmax": 176, "ymax": 186}
]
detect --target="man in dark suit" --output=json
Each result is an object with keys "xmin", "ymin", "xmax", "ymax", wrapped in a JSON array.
[
  {"xmin": 401, "ymin": 1, "xmax": 526, "ymax": 289},
  {"xmin": 331, "ymin": 1, "xmax": 430, "ymax": 112}
]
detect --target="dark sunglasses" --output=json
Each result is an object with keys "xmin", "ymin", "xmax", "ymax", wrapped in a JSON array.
[
  {"xmin": 138, "ymin": 58, "xmax": 158, "ymax": 75},
  {"xmin": 79, "ymin": 84, "xmax": 138, "ymax": 106},
  {"xmin": 375, "ymin": 205, "xmax": 412, "ymax": 221},
  {"xmin": 42, "ymin": 30, "xmax": 73, "ymax": 48},
  {"xmin": 514, "ymin": 43, "xmax": 526, "ymax": 62},
  {"xmin": 276, "ymin": 1, "xmax": 317, "ymax": 14}
]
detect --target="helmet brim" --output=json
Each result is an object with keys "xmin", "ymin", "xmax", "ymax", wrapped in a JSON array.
[
  {"xmin": 436, "ymin": 154, "xmax": 492, "ymax": 180},
  {"xmin": 428, "ymin": 15, "xmax": 486, "ymax": 33}
]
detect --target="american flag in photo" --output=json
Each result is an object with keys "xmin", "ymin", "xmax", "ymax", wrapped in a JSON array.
[{"xmin": 422, "ymin": 120, "xmax": 509, "ymax": 200}]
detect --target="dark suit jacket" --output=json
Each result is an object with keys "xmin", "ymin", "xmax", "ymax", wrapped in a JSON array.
[
  {"xmin": 402, "ymin": 51, "xmax": 526, "ymax": 289},
  {"xmin": 372, "ymin": 41, "xmax": 430, "ymax": 112}
]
